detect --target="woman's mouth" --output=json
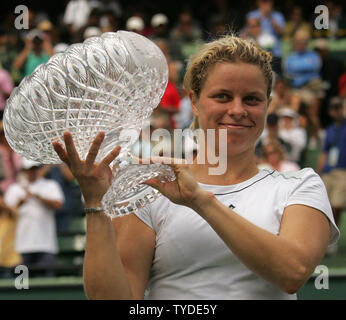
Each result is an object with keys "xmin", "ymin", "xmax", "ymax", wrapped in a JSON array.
[{"xmin": 218, "ymin": 123, "xmax": 252, "ymax": 129}]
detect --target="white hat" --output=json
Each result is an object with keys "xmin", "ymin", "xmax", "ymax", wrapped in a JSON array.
[
  {"xmin": 83, "ymin": 26, "xmax": 102, "ymax": 39},
  {"xmin": 27, "ymin": 29, "xmax": 44, "ymax": 40},
  {"xmin": 151, "ymin": 13, "xmax": 168, "ymax": 28},
  {"xmin": 257, "ymin": 32, "xmax": 276, "ymax": 50},
  {"xmin": 278, "ymin": 108, "xmax": 297, "ymax": 119},
  {"xmin": 21, "ymin": 158, "xmax": 42, "ymax": 170},
  {"xmin": 126, "ymin": 16, "xmax": 144, "ymax": 31}
]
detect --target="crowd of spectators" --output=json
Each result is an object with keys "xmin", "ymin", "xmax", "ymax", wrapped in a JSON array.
[{"xmin": 0, "ymin": 0, "xmax": 346, "ymax": 278}]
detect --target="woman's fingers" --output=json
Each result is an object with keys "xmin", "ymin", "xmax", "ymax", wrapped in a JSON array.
[
  {"xmin": 63, "ymin": 131, "xmax": 81, "ymax": 164},
  {"xmin": 101, "ymin": 145, "xmax": 121, "ymax": 167},
  {"xmin": 52, "ymin": 141, "xmax": 70, "ymax": 166},
  {"xmin": 85, "ymin": 132, "xmax": 105, "ymax": 168}
]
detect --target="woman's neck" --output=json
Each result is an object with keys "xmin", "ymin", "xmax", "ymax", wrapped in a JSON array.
[{"xmin": 190, "ymin": 148, "xmax": 259, "ymax": 185}]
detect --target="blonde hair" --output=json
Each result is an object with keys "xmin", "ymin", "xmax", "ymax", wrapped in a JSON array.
[{"xmin": 185, "ymin": 35, "xmax": 273, "ymax": 130}]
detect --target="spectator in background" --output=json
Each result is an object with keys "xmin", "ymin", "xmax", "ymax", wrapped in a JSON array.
[
  {"xmin": 255, "ymin": 112, "xmax": 292, "ymax": 159},
  {"xmin": 0, "ymin": 192, "xmax": 22, "ymax": 279},
  {"xmin": 174, "ymin": 89, "xmax": 194, "ymax": 130},
  {"xmin": 258, "ymin": 139, "xmax": 300, "ymax": 172},
  {"xmin": 13, "ymin": 29, "xmax": 53, "ymax": 79},
  {"xmin": 0, "ymin": 121, "xmax": 22, "ymax": 194},
  {"xmin": 283, "ymin": 6, "xmax": 311, "ymax": 42},
  {"xmin": 37, "ymin": 20, "xmax": 57, "ymax": 47},
  {"xmin": 241, "ymin": 17, "xmax": 262, "ymax": 44},
  {"xmin": 96, "ymin": 0, "xmax": 122, "ymax": 19},
  {"xmin": 298, "ymin": 101, "xmax": 323, "ymax": 170},
  {"xmin": 284, "ymin": 30, "xmax": 322, "ymax": 92},
  {"xmin": 267, "ymin": 77, "xmax": 293, "ymax": 114},
  {"xmin": 278, "ymin": 108, "xmax": 307, "ymax": 164},
  {"xmin": 78, "ymin": 8, "xmax": 102, "ymax": 42},
  {"xmin": 0, "ymin": 28, "xmax": 19, "ymax": 82},
  {"xmin": 170, "ymin": 11, "xmax": 204, "ymax": 63},
  {"xmin": 285, "ymin": 30, "xmax": 324, "ymax": 130},
  {"xmin": 317, "ymin": 97, "xmax": 346, "ymax": 246},
  {"xmin": 0, "ymin": 65, "xmax": 14, "ymax": 119},
  {"xmin": 158, "ymin": 79, "xmax": 181, "ymax": 130},
  {"xmin": 339, "ymin": 72, "xmax": 346, "ymax": 99},
  {"xmin": 247, "ymin": 0, "xmax": 285, "ymax": 74},
  {"xmin": 43, "ymin": 164, "xmax": 84, "ymax": 235},
  {"xmin": 149, "ymin": 109, "xmax": 174, "ymax": 157},
  {"xmin": 339, "ymin": 74, "xmax": 346, "ymax": 118},
  {"xmin": 63, "ymin": 0, "xmax": 92, "ymax": 43},
  {"xmin": 155, "ymin": 39, "xmax": 180, "ymax": 85},
  {"xmin": 314, "ymin": 38, "xmax": 345, "ymax": 128},
  {"xmin": 155, "ymin": 39, "xmax": 181, "ymax": 130},
  {"xmin": 150, "ymin": 13, "xmax": 184, "ymax": 65},
  {"xmin": 100, "ymin": 10, "xmax": 120, "ymax": 33},
  {"xmin": 4, "ymin": 159, "xmax": 64, "ymax": 277}
]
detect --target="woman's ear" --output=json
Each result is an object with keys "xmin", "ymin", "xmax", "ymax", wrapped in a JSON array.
[
  {"xmin": 267, "ymin": 96, "xmax": 272, "ymax": 109},
  {"xmin": 189, "ymin": 90, "xmax": 199, "ymax": 117}
]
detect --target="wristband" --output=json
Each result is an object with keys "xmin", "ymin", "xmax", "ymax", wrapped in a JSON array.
[{"xmin": 84, "ymin": 206, "xmax": 104, "ymax": 214}]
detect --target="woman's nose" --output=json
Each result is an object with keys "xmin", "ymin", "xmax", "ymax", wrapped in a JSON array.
[{"xmin": 227, "ymin": 98, "xmax": 247, "ymax": 118}]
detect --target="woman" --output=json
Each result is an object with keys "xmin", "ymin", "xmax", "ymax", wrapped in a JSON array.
[{"xmin": 52, "ymin": 35, "xmax": 339, "ymax": 300}]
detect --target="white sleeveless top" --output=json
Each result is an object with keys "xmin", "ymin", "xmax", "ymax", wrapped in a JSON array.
[{"xmin": 134, "ymin": 168, "xmax": 339, "ymax": 300}]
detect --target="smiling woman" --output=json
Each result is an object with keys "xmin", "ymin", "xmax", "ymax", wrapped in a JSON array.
[{"xmin": 52, "ymin": 34, "xmax": 339, "ymax": 300}]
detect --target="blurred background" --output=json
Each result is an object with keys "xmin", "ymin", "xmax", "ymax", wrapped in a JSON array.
[{"xmin": 0, "ymin": 0, "xmax": 345, "ymax": 299}]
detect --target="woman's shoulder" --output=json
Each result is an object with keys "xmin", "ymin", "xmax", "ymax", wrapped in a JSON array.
[
  {"xmin": 261, "ymin": 167, "xmax": 323, "ymax": 194},
  {"xmin": 267, "ymin": 167, "xmax": 316, "ymax": 181}
]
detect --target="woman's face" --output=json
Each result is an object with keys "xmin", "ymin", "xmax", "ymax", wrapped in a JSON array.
[{"xmin": 190, "ymin": 62, "xmax": 268, "ymax": 157}]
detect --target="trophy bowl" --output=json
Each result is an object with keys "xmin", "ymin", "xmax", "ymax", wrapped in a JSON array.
[{"xmin": 3, "ymin": 30, "xmax": 176, "ymax": 218}]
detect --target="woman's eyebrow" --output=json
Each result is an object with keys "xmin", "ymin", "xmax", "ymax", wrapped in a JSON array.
[{"xmin": 246, "ymin": 91, "xmax": 266, "ymax": 96}]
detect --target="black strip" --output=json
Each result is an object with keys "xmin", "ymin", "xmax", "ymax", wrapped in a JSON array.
[{"xmin": 214, "ymin": 170, "xmax": 275, "ymax": 196}]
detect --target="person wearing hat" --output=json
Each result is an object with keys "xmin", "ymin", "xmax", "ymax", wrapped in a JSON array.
[
  {"xmin": 150, "ymin": 13, "xmax": 184, "ymax": 65},
  {"xmin": 318, "ymin": 97, "xmax": 346, "ymax": 255},
  {"xmin": 278, "ymin": 107, "xmax": 307, "ymax": 164},
  {"xmin": 4, "ymin": 158, "xmax": 64, "ymax": 277},
  {"xmin": 13, "ymin": 29, "xmax": 53, "ymax": 78}
]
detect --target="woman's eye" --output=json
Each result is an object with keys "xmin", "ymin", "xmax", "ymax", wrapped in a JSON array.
[
  {"xmin": 215, "ymin": 94, "xmax": 228, "ymax": 100},
  {"xmin": 245, "ymin": 96, "xmax": 260, "ymax": 104}
]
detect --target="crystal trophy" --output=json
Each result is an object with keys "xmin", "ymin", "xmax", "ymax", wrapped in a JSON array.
[{"xmin": 3, "ymin": 31, "xmax": 176, "ymax": 218}]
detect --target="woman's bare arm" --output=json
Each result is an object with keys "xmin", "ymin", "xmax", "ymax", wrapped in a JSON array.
[
  {"xmin": 53, "ymin": 131, "xmax": 155, "ymax": 299},
  {"xmin": 193, "ymin": 198, "xmax": 330, "ymax": 294},
  {"xmin": 83, "ymin": 211, "xmax": 155, "ymax": 299}
]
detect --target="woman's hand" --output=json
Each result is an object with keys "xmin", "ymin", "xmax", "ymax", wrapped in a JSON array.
[
  {"xmin": 52, "ymin": 131, "xmax": 121, "ymax": 207},
  {"xmin": 140, "ymin": 157, "xmax": 213, "ymax": 211}
]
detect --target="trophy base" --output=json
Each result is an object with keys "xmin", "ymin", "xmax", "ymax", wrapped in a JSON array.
[{"xmin": 101, "ymin": 163, "xmax": 175, "ymax": 218}]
